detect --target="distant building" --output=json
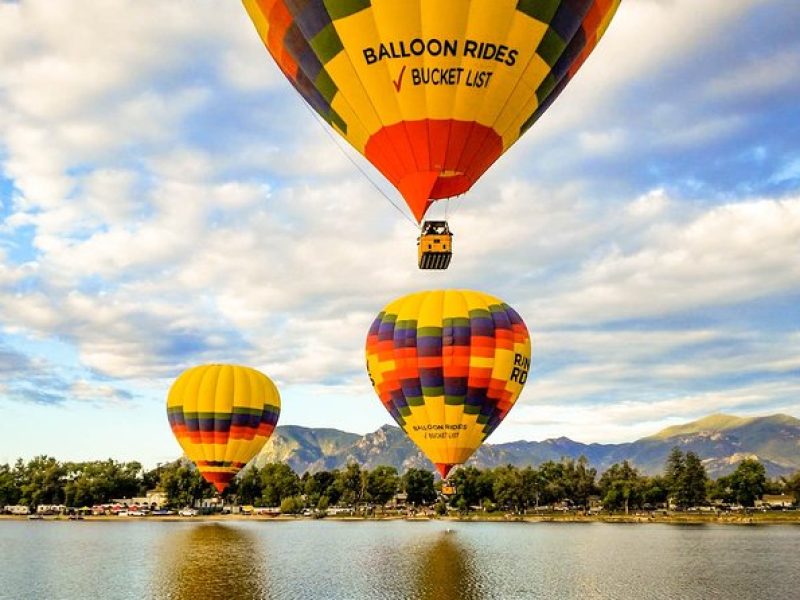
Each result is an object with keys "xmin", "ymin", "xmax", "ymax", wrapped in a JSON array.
[
  {"xmin": 757, "ymin": 494, "xmax": 795, "ymax": 508},
  {"xmin": 195, "ymin": 497, "xmax": 224, "ymax": 510},
  {"xmin": 36, "ymin": 505, "xmax": 66, "ymax": 515},
  {"xmin": 4, "ymin": 505, "xmax": 30, "ymax": 515},
  {"xmin": 110, "ymin": 491, "xmax": 168, "ymax": 510},
  {"xmin": 325, "ymin": 506, "xmax": 353, "ymax": 516},
  {"xmin": 253, "ymin": 506, "xmax": 281, "ymax": 515},
  {"xmin": 387, "ymin": 493, "xmax": 408, "ymax": 509}
]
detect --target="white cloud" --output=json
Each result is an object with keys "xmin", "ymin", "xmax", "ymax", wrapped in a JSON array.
[
  {"xmin": 535, "ymin": 196, "xmax": 800, "ymax": 323},
  {"xmin": 505, "ymin": 381, "xmax": 800, "ymax": 444},
  {"xmin": 69, "ymin": 380, "xmax": 131, "ymax": 406},
  {"xmin": 505, "ymin": 0, "xmax": 761, "ymax": 154},
  {"xmin": 0, "ymin": 0, "xmax": 798, "ymax": 455},
  {"xmin": 706, "ymin": 47, "xmax": 800, "ymax": 99}
]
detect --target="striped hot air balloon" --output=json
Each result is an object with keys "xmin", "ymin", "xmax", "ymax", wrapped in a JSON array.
[
  {"xmin": 366, "ymin": 290, "xmax": 531, "ymax": 479},
  {"xmin": 243, "ymin": 0, "xmax": 621, "ymax": 222},
  {"xmin": 166, "ymin": 364, "xmax": 281, "ymax": 492}
]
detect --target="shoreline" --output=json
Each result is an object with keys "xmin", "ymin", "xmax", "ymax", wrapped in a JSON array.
[{"xmin": 3, "ymin": 512, "xmax": 799, "ymax": 525}]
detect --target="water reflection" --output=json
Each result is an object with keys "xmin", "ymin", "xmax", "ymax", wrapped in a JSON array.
[
  {"xmin": 410, "ymin": 530, "xmax": 483, "ymax": 600},
  {"xmin": 152, "ymin": 524, "xmax": 268, "ymax": 600}
]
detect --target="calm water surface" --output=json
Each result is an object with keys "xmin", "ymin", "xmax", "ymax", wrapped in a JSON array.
[{"xmin": 1, "ymin": 520, "xmax": 798, "ymax": 599}]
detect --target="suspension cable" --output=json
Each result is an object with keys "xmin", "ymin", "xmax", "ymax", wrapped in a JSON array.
[{"xmin": 301, "ymin": 102, "xmax": 418, "ymax": 228}]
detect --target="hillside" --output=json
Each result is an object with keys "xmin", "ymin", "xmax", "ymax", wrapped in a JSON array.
[{"xmin": 254, "ymin": 413, "xmax": 800, "ymax": 478}]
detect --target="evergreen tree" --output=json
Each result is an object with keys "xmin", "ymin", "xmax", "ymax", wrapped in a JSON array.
[
  {"xmin": 664, "ymin": 447, "xmax": 685, "ymax": 507},
  {"xmin": 679, "ymin": 452, "xmax": 708, "ymax": 507}
]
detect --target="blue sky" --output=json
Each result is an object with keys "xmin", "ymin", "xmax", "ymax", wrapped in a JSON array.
[{"xmin": 0, "ymin": 0, "xmax": 798, "ymax": 467}]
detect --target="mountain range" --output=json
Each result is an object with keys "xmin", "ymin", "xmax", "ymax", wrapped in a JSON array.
[{"xmin": 254, "ymin": 413, "xmax": 800, "ymax": 478}]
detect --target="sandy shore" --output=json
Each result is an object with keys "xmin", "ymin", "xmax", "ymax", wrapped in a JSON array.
[{"xmin": 3, "ymin": 512, "xmax": 799, "ymax": 524}]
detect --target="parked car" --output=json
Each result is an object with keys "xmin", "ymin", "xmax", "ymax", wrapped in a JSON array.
[{"xmin": 179, "ymin": 508, "xmax": 198, "ymax": 517}]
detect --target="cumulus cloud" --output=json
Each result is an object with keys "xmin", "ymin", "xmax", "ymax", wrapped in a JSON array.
[
  {"xmin": 69, "ymin": 380, "xmax": 133, "ymax": 406},
  {"xmin": 0, "ymin": 0, "xmax": 798, "ymax": 451}
]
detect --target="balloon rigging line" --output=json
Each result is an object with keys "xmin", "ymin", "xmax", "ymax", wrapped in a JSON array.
[{"xmin": 302, "ymin": 102, "xmax": 418, "ymax": 228}]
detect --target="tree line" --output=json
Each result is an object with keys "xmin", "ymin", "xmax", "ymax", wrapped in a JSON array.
[{"xmin": 2, "ymin": 449, "xmax": 799, "ymax": 514}]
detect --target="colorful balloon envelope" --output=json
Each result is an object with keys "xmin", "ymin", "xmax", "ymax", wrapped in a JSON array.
[
  {"xmin": 243, "ymin": 0, "xmax": 620, "ymax": 221},
  {"xmin": 167, "ymin": 364, "xmax": 281, "ymax": 492},
  {"xmin": 366, "ymin": 290, "xmax": 531, "ymax": 478}
]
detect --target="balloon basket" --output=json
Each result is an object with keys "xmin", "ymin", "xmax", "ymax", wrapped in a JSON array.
[{"xmin": 418, "ymin": 221, "xmax": 453, "ymax": 270}]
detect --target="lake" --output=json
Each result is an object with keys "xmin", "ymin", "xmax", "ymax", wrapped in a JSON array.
[{"xmin": 1, "ymin": 520, "xmax": 798, "ymax": 599}]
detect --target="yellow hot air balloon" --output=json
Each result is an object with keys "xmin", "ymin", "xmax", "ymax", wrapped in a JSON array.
[
  {"xmin": 243, "ymin": 0, "xmax": 621, "ymax": 269},
  {"xmin": 166, "ymin": 364, "xmax": 280, "ymax": 492},
  {"xmin": 366, "ymin": 290, "xmax": 531, "ymax": 479}
]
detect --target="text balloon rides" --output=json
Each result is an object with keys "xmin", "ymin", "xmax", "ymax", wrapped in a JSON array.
[
  {"xmin": 366, "ymin": 290, "xmax": 531, "ymax": 479},
  {"xmin": 167, "ymin": 364, "xmax": 280, "ymax": 492},
  {"xmin": 243, "ymin": 0, "xmax": 620, "ymax": 222}
]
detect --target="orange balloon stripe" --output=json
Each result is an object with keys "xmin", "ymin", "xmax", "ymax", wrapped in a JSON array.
[{"xmin": 364, "ymin": 120, "xmax": 503, "ymax": 221}]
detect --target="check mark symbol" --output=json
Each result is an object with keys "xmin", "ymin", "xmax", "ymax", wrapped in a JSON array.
[{"xmin": 393, "ymin": 65, "xmax": 407, "ymax": 92}]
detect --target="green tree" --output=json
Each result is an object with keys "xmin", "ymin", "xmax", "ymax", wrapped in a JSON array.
[
  {"xmin": 335, "ymin": 463, "xmax": 365, "ymax": 508},
  {"xmin": 62, "ymin": 460, "xmax": 143, "ymax": 507},
  {"xmin": 708, "ymin": 474, "xmax": 734, "ymax": 504},
  {"xmin": 366, "ymin": 466, "xmax": 400, "ymax": 507},
  {"xmin": 304, "ymin": 470, "xmax": 338, "ymax": 507},
  {"xmin": 677, "ymin": 452, "xmax": 708, "ymax": 508},
  {"xmin": 729, "ymin": 459, "xmax": 767, "ymax": 507},
  {"xmin": 159, "ymin": 463, "xmax": 211, "ymax": 508},
  {"xmin": 0, "ymin": 463, "xmax": 20, "ymax": 506},
  {"xmin": 260, "ymin": 463, "xmax": 300, "ymax": 507},
  {"xmin": 664, "ymin": 447, "xmax": 685, "ymax": 506},
  {"xmin": 19, "ymin": 456, "xmax": 66, "ymax": 507},
  {"xmin": 782, "ymin": 471, "xmax": 800, "ymax": 505},
  {"xmin": 519, "ymin": 466, "xmax": 546, "ymax": 510},
  {"xmin": 562, "ymin": 456, "xmax": 597, "ymax": 509},
  {"xmin": 449, "ymin": 466, "xmax": 494, "ymax": 509},
  {"xmin": 642, "ymin": 475, "xmax": 669, "ymax": 506},
  {"xmin": 236, "ymin": 466, "xmax": 263, "ymax": 505},
  {"xmin": 599, "ymin": 461, "xmax": 645, "ymax": 514},
  {"xmin": 139, "ymin": 464, "xmax": 163, "ymax": 496},
  {"xmin": 537, "ymin": 460, "xmax": 567, "ymax": 505},
  {"xmin": 493, "ymin": 465, "xmax": 525, "ymax": 513},
  {"xmin": 280, "ymin": 495, "xmax": 305, "ymax": 515},
  {"xmin": 402, "ymin": 468, "xmax": 436, "ymax": 506}
]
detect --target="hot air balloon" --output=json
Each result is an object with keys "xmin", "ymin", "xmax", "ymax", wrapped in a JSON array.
[
  {"xmin": 166, "ymin": 364, "xmax": 281, "ymax": 492},
  {"xmin": 243, "ymin": 0, "xmax": 621, "ymax": 269},
  {"xmin": 365, "ymin": 290, "xmax": 531, "ymax": 479}
]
